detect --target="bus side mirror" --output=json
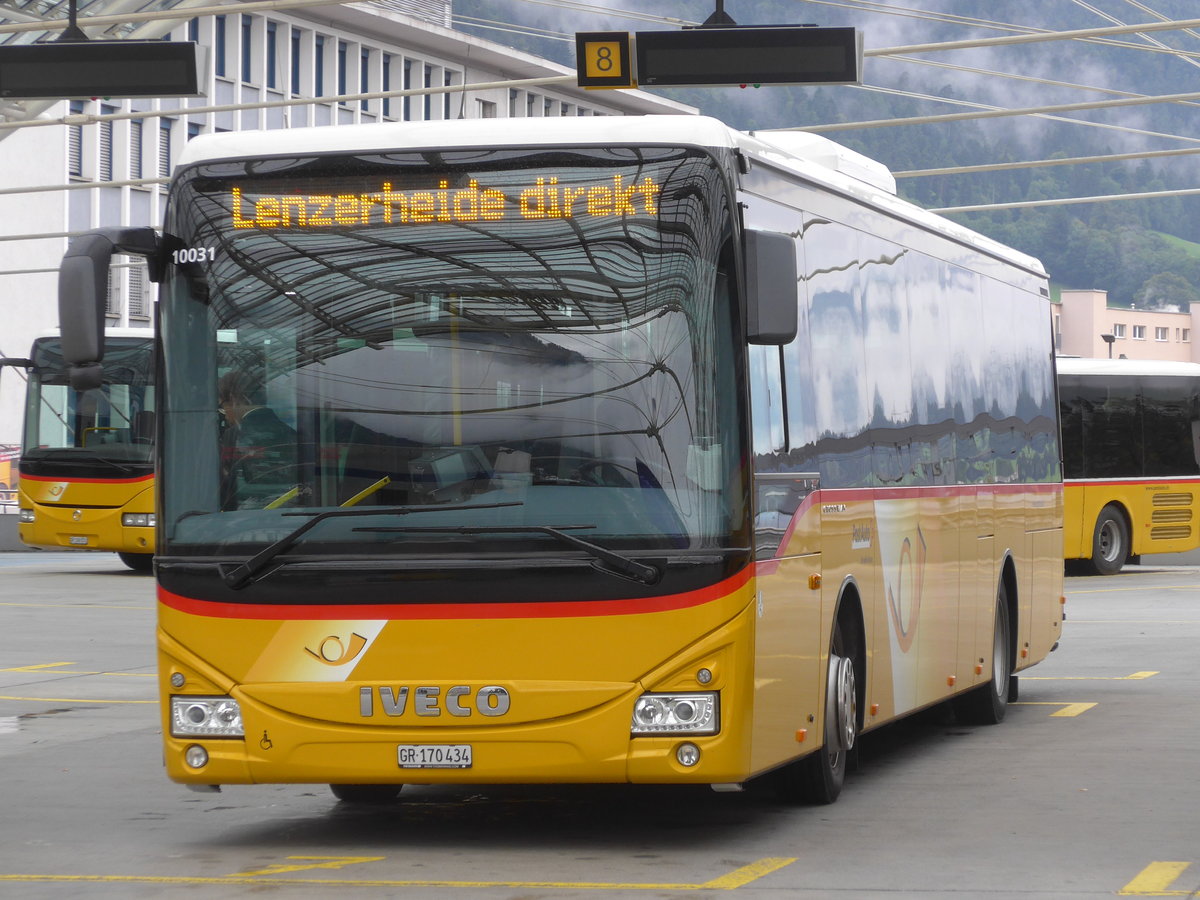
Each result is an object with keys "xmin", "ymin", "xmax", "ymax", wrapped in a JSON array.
[
  {"xmin": 59, "ymin": 226, "xmax": 161, "ymax": 391},
  {"xmin": 744, "ymin": 228, "xmax": 798, "ymax": 345}
]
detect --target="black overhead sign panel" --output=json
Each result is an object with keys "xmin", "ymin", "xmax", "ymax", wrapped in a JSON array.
[
  {"xmin": 577, "ymin": 26, "xmax": 862, "ymax": 89},
  {"xmin": 0, "ymin": 41, "xmax": 200, "ymax": 99}
]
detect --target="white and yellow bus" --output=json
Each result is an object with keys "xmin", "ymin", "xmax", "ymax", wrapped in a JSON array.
[
  {"xmin": 2, "ymin": 329, "xmax": 156, "ymax": 570},
  {"xmin": 1057, "ymin": 357, "xmax": 1200, "ymax": 574},
  {"xmin": 57, "ymin": 116, "xmax": 1063, "ymax": 804}
]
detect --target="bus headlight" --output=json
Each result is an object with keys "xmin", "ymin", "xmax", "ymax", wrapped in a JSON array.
[
  {"xmin": 631, "ymin": 692, "xmax": 718, "ymax": 735},
  {"xmin": 170, "ymin": 696, "xmax": 244, "ymax": 738},
  {"xmin": 122, "ymin": 513, "xmax": 155, "ymax": 527},
  {"xmin": 18, "ymin": 508, "xmax": 34, "ymax": 523}
]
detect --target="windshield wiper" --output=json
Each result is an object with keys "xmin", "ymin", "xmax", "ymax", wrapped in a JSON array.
[
  {"xmin": 355, "ymin": 523, "xmax": 662, "ymax": 586},
  {"xmin": 219, "ymin": 501, "xmax": 524, "ymax": 590}
]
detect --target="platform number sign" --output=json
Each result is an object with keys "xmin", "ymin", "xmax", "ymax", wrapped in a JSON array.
[{"xmin": 575, "ymin": 32, "xmax": 634, "ymax": 89}]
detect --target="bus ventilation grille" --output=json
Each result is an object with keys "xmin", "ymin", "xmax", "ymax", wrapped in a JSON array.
[
  {"xmin": 1151, "ymin": 509, "xmax": 1193, "ymax": 524},
  {"xmin": 1152, "ymin": 493, "xmax": 1193, "ymax": 507},
  {"xmin": 1150, "ymin": 526, "xmax": 1192, "ymax": 540}
]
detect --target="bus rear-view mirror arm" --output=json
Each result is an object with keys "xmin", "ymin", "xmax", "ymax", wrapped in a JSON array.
[
  {"xmin": 59, "ymin": 226, "xmax": 162, "ymax": 391},
  {"xmin": 744, "ymin": 228, "xmax": 798, "ymax": 346}
]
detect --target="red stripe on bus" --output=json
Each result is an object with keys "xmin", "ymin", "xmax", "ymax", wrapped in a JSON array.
[
  {"xmin": 19, "ymin": 472, "xmax": 154, "ymax": 486},
  {"xmin": 157, "ymin": 566, "xmax": 753, "ymax": 621}
]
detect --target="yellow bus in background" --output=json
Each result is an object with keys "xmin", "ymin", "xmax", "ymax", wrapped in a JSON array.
[
  {"xmin": 58, "ymin": 117, "xmax": 1063, "ymax": 804},
  {"xmin": 1057, "ymin": 357, "xmax": 1200, "ymax": 574},
  {"xmin": 2, "ymin": 329, "xmax": 155, "ymax": 571}
]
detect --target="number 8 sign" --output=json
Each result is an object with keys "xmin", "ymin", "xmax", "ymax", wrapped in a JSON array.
[{"xmin": 575, "ymin": 32, "xmax": 634, "ymax": 89}]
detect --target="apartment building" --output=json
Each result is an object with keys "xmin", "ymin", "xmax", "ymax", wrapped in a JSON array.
[{"xmin": 1056, "ymin": 288, "xmax": 1199, "ymax": 361}]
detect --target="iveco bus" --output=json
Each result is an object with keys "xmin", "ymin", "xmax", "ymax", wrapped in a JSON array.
[{"xmin": 55, "ymin": 116, "xmax": 1063, "ymax": 803}]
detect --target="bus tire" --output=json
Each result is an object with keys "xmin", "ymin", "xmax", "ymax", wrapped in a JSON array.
[
  {"xmin": 955, "ymin": 583, "xmax": 1011, "ymax": 725},
  {"xmin": 777, "ymin": 617, "xmax": 859, "ymax": 804},
  {"xmin": 329, "ymin": 784, "xmax": 402, "ymax": 803},
  {"xmin": 1089, "ymin": 504, "xmax": 1129, "ymax": 575},
  {"xmin": 118, "ymin": 552, "xmax": 154, "ymax": 572}
]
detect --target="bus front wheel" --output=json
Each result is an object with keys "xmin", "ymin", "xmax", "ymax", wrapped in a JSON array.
[
  {"xmin": 1090, "ymin": 505, "xmax": 1129, "ymax": 575},
  {"xmin": 329, "ymin": 784, "xmax": 403, "ymax": 804},
  {"xmin": 776, "ymin": 617, "xmax": 858, "ymax": 804},
  {"xmin": 118, "ymin": 552, "xmax": 154, "ymax": 572}
]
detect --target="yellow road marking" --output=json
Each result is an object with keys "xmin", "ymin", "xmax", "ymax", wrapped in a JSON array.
[
  {"xmin": 700, "ymin": 858, "xmax": 797, "ymax": 889},
  {"xmin": 1012, "ymin": 701, "xmax": 1097, "ymax": 717},
  {"xmin": 0, "ymin": 662, "xmax": 153, "ymax": 678},
  {"xmin": 0, "ymin": 695, "xmax": 155, "ymax": 704},
  {"xmin": 0, "ymin": 858, "xmax": 798, "ymax": 890},
  {"xmin": 1119, "ymin": 861, "xmax": 1193, "ymax": 896},
  {"xmin": 1023, "ymin": 671, "xmax": 1158, "ymax": 681},
  {"xmin": 232, "ymin": 856, "xmax": 385, "ymax": 877},
  {"xmin": 0, "ymin": 663, "xmax": 74, "ymax": 673}
]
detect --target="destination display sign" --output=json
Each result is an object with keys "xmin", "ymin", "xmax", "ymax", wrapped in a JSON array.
[{"xmin": 229, "ymin": 174, "xmax": 664, "ymax": 229}]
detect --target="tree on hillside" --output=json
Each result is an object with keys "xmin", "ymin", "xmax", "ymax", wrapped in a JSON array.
[{"xmin": 1133, "ymin": 272, "xmax": 1200, "ymax": 311}]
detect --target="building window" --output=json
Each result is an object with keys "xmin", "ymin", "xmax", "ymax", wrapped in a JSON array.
[
  {"xmin": 403, "ymin": 59, "xmax": 412, "ymax": 119},
  {"xmin": 128, "ymin": 265, "xmax": 147, "ymax": 318},
  {"xmin": 382, "ymin": 54, "xmax": 391, "ymax": 117},
  {"xmin": 1132, "ymin": 325, "xmax": 1146, "ymax": 340},
  {"xmin": 315, "ymin": 36, "xmax": 325, "ymax": 96},
  {"xmin": 1183, "ymin": 329, "xmax": 1191, "ymax": 343},
  {"xmin": 106, "ymin": 259, "xmax": 122, "ymax": 316},
  {"xmin": 187, "ymin": 122, "xmax": 203, "ymax": 141},
  {"xmin": 1112, "ymin": 323, "xmax": 1126, "ymax": 338},
  {"xmin": 423, "ymin": 64, "xmax": 432, "ymax": 119},
  {"xmin": 241, "ymin": 15, "xmax": 253, "ymax": 83},
  {"xmin": 291, "ymin": 28, "xmax": 301, "ymax": 96},
  {"xmin": 266, "ymin": 22, "xmax": 278, "ymax": 90},
  {"xmin": 130, "ymin": 119, "xmax": 143, "ymax": 179},
  {"xmin": 508, "ymin": 88, "xmax": 518, "ymax": 117},
  {"xmin": 68, "ymin": 100, "xmax": 84, "ymax": 177},
  {"xmin": 1155, "ymin": 326, "xmax": 1168, "ymax": 342},
  {"xmin": 478, "ymin": 99, "xmax": 496, "ymax": 118},
  {"xmin": 158, "ymin": 121, "xmax": 173, "ymax": 179},
  {"xmin": 361, "ymin": 48, "xmax": 370, "ymax": 110},
  {"xmin": 444, "ymin": 69, "xmax": 453, "ymax": 118},
  {"xmin": 338, "ymin": 41, "xmax": 348, "ymax": 104},
  {"xmin": 188, "ymin": 17, "xmax": 198, "ymax": 42},
  {"xmin": 215, "ymin": 16, "xmax": 226, "ymax": 78},
  {"xmin": 99, "ymin": 104, "xmax": 115, "ymax": 182}
]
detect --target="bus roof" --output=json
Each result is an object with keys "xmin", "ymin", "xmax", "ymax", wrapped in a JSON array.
[
  {"xmin": 176, "ymin": 115, "xmax": 1047, "ymax": 279},
  {"xmin": 1056, "ymin": 357, "xmax": 1200, "ymax": 377}
]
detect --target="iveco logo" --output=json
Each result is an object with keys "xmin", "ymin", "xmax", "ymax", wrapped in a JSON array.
[{"xmin": 359, "ymin": 685, "xmax": 511, "ymax": 718}]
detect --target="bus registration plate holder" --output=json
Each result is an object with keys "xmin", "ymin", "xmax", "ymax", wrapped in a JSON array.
[{"xmin": 397, "ymin": 744, "xmax": 472, "ymax": 769}]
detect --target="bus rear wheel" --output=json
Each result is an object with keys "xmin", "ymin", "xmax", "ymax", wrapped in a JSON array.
[
  {"xmin": 1090, "ymin": 504, "xmax": 1129, "ymax": 575},
  {"xmin": 329, "ymin": 784, "xmax": 403, "ymax": 804},
  {"xmin": 118, "ymin": 552, "xmax": 154, "ymax": 572}
]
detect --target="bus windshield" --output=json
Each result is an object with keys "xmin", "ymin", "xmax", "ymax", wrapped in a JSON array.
[
  {"xmin": 158, "ymin": 145, "xmax": 746, "ymax": 564},
  {"xmin": 22, "ymin": 336, "xmax": 155, "ymax": 476}
]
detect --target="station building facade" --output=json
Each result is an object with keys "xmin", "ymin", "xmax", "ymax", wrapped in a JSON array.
[{"xmin": 0, "ymin": 0, "xmax": 693, "ymax": 444}]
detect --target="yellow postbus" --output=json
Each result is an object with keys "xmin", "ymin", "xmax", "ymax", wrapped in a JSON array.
[
  {"xmin": 58, "ymin": 117, "xmax": 1063, "ymax": 804},
  {"xmin": 1057, "ymin": 357, "xmax": 1200, "ymax": 574},
  {"xmin": 2, "ymin": 329, "xmax": 155, "ymax": 571}
]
